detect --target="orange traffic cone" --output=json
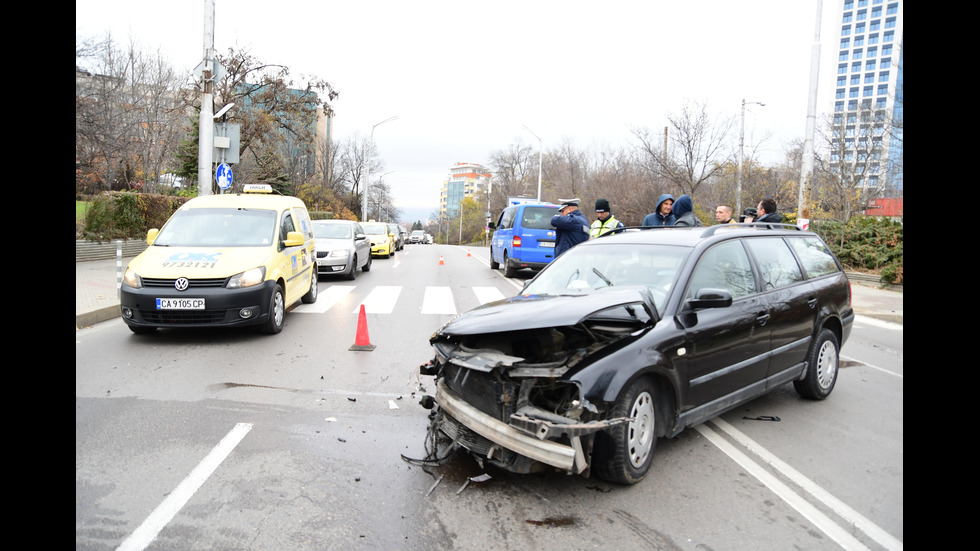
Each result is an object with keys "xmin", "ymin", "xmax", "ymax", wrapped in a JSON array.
[
  {"xmin": 466, "ymin": 249, "xmax": 471, "ymax": 257},
  {"xmin": 439, "ymin": 255, "xmax": 445, "ymax": 265},
  {"xmin": 349, "ymin": 304, "xmax": 376, "ymax": 351}
]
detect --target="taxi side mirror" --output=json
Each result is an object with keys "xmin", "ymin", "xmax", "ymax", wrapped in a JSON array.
[
  {"xmin": 147, "ymin": 228, "xmax": 159, "ymax": 245},
  {"xmin": 284, "ymin": 231, "xmax": 305, "ymax": 247}
]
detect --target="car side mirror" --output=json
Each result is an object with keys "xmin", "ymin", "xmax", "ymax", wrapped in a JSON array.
[
  {"xmin": 355, "ymin": 233, "xmax": 366, "ymax": 240},
  {"xmin": 284, "ymin": 231, "xmax": 305, "ymax": 247},
  {"xmin": 685, "ymin": 288, "xmax": 733, "ymax": 310},
  {"xmin": 146, "ymin": 228, "xmax": 159, "ymax": 245},
  {"xmin": 487, "ymin": 221, "xmax": 496, "ymax": 230}
]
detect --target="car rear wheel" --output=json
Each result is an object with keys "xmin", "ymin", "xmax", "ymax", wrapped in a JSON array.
[
  {"xmin": 302, "ymin": 271, "xmax": 319, "ymax": 303},
  {"xmin": 344, "ymin": 255, "xmax": 358, "ymax": 280},
  {"xmin": 794, "ymin": 328, "xmax": 839, "ymax": 400},
  {"xmin": 592, "ymin": 377, "xmax": 658, "ymax": 485},
  {"xmin": 260, "ymin": 284, "xmax": 285, "ymax": 334},
  {"xmin": 502, "ymin": 252, "xmax": 517, "ymax": 278}
]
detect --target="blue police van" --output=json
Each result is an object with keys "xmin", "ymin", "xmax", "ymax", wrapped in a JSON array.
[{"xmin": 488, "ymin": 198, "xmax": 560, "ymax": 277}]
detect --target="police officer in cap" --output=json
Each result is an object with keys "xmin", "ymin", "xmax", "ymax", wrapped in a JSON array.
[
  {"xmin": 589, "ymin": 198, "xmax": 624, "ymax": 238},
  {"xmin": 550, "ymin": 198, "xmax": 590, "ymax": 256}
]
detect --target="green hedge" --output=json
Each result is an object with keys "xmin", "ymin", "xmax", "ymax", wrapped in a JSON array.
[
  {"xmin": 82, "ymin": 191, "xmax": 189, "ymax": 241},
  {"xmin": 810, "ymin": 217, "xmax": 903, "ymax": 284}
]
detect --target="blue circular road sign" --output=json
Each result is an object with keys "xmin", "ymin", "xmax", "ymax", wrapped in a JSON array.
[{"xmin": 216, "ymin": 163, "xmax": 233, "ymax": 190}]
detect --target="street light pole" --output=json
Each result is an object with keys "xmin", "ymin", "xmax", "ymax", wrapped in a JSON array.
[
  {"xmin": 522, "ymin": 125, "xmax": 542, "ymax": 201},
  {"xmin": 737, "ymin": 99, "xmax": 765, "ymax": 215},
  {"xmin": 362, "ymin": 116, "xmax": 398, "ymax": 221}
]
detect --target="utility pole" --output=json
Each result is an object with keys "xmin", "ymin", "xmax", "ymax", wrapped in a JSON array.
[
  {"xmin": 797, "ymin": 0, "xmax": 824, "ymax": 229},
  {"xmin": 198, "ymin": 0, "xmax": 215, "ymax": 196}
]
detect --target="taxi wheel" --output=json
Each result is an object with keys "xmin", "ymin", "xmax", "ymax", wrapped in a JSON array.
[
  {"xmin": 260, "ymin": 284, "xmax": 285, "ymax": 334},
  {"xmin": 302, "ymin": 271, "xmax": 319, "ymax": 303}
]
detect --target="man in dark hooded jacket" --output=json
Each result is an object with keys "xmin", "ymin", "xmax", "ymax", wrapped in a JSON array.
[
  {"xmin": 672, "ymin": 195, "xmax": 702, "ymax": 227},
  {"xmin": 642, "ymin": 194, "xmax": 676, "ymax": 227}
]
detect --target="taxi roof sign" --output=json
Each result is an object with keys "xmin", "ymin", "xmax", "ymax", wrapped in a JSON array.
[{"xmin": 242, "ymin": 184, "xmax": 273, "ymax": 194}]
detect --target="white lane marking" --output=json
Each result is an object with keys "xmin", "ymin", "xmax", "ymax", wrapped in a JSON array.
[
  {"xmin": 695, "ymin": 422, "xmax": 872, "ymax": 551},
  {"xmin": 705, "ymin": 418, "xmax": 903, "ymax": 551},
  {"xmin": 854, "ymin": 315, "xmax": 902, "ymax": 331},
  {"xmin": 117, "ymin": 423, "xmax": 253, "ymax": 551},
  {"xmin": 421, "ymin": 286, "xmax": 456, "ymax": 315},
  {"xmin": 294, "ymin": 285, "xmax": 354, "ymax": 314},
  {"xmin": 841, "ymin": 354, "xmax": 903, "ymax": 378},
  {"xmin": 355, "ymin": 286, "xmax": 402, "ymax": 314},
  {"xmin": 473, "ymin": 286, "xmax": 506, "ymax": 305}
]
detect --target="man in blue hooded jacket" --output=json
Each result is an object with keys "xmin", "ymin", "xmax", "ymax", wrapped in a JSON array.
[
  {"xmin": 642, "ymin": 194, "xmax": 676, "ymax": 226},
  {"xmin": 550, "ymin": 198, "xmax": 590, "ymax": 256}
]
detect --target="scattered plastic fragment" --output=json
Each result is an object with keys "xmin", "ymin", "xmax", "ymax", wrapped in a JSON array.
[
  {"xmin": 388, "ymin": 400, "xmax": 399, "ymax": 410},
  {"xmin": 325, "ymin": 417, "xmax": 337, "ymax": 422},
  {"xmin": 743, "ymin": 415, "xmax": 780, "ymax": 421}
]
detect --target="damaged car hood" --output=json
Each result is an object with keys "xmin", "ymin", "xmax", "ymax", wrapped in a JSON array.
[{"xmin": 435, "ymin": 287, "xmax": 657, "ymax": 336}]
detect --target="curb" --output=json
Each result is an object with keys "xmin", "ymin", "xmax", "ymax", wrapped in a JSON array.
[{"xmin": 76, "ymin": 305, "xmax": 121, "ymax": 329}]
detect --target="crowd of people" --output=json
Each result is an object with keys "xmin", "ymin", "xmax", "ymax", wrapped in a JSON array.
[{"xmin": 548, "ymin": 193, "xmax": 785, "ymax": 257}]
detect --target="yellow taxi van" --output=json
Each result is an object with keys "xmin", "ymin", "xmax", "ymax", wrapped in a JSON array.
[{"xmin": 120, "ymin": 184, "xmax": 318, "ymax": 335}]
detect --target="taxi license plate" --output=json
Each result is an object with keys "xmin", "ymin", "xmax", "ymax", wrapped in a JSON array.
[
  {"xmin": 156, "ymin": 298, "xmax": 205, "ymax": 310},
  {"xmin": 540, "ymin": 242, "xmax": 555, "ymax": 248}
]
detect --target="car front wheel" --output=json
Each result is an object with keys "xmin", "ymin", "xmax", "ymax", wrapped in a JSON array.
[
  {"xmin": 794, "ymin": 328, "xmax": 839, "ymax": 400},
  {"xmin": 363, "ymin": 254, "xmax": 372, "ymax": 272},
  {"xmin": 592, "ymin": 377, "xmax": 658, "ymax": 485},
  {"xmin": 489, "ymin": 248, "xmax": 499, "ymax": 270},
  {"xmin": 260, "ymin": 284, "xmax": 285, "ymax": 334},
  {"xmin": 345, "ymin": 255, "xmax": 358, "ymax": 280}
]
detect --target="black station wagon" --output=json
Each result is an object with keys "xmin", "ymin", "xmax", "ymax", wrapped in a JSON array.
[{"xmin": 417, "ymin": 223, "xmax": 854, "ymax": 484}]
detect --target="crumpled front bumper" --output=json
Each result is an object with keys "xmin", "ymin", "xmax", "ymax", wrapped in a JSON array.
[{"xmin": 435, "ymin": 379, "xmax": 628, "ymax": 474}]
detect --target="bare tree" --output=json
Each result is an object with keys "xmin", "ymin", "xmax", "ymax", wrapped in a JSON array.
[
  {"xmin": 487, "ymin": 141, "xmax": 537, "ymax": 215},
  {"xmin": 813, "ymin": 105, "xmax": 886, "ymax": 223},
  {"xmin": 632, "ymin": 100, "xmax": 735, "ymax": 200}
]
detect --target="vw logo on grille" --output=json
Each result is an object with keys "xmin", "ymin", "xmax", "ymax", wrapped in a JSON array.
[{"xmin": 174, "ymin": 277, "xmax": 190, "ymax": 291}]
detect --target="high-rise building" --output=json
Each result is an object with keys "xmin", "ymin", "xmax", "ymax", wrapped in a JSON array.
[
  {"xmin": 439, "ymin": 162, "xmax": 491, "ymax": 218},
  {"xmin": 830, "ymin": 0, "xmax": 903, "ymax": 192}
]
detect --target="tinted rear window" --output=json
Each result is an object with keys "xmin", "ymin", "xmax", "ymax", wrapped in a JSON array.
[{"xmin": 522, "ymin": 206, "xmax": 559, "ymax": 230}]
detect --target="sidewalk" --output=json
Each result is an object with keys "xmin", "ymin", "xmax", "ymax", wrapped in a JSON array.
[{"xmin": 75, "ymin": 258, "xmax": 904, "ymax": 328}]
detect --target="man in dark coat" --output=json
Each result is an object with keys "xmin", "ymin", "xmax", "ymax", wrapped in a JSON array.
[
  {"xmin": 642, "ymin": 194, "xmax": 676, "ymax": 227},
  {"xmin": 550, "ymin": 198, "xmax": 590, "ymax": 256},
  {"xmin": 756, "ymin": 198, "xmax": 784, "ymax": 223}
]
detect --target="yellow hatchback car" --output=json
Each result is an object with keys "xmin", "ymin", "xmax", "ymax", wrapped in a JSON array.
[
  {"xmin": 361, "ymin": 221, "xmax": 396, "ymax": 258},
  {"xmin": 120, "ymin": 184, "xmax": 318, "ymax": 335}
]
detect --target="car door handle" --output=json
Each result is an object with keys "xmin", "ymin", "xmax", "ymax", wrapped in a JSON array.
[
  {"xmin": 808, "ymin": 297, "xmax": 818, "ymax": 309},
  {"xmin": 756, "ymin": 313, "xmax": 770, "ymax": 326}
]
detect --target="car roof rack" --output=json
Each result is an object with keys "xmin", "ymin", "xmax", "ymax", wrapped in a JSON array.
[{"xmin": 700, "ymin": 222, "xmax": 803, "ymax": 237}]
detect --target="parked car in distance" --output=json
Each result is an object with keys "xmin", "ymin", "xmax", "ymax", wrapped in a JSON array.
[
  {"xmin": 425, "ymin": 233, "xmax": 434, "ymax": 244},
  {"xmin": 312, "ymin": 219, "xmax": 372, "ymax": 280},
  {"xmin": 389, "ymin": 223, "xmax": 405, "ymax": 251},
  {"xmin": 399, "ymin": 228, "xmax": 410, "ymax": 248},
  {"xmin": 419, "ymin": 223, "xmax": 854, "ymax": 484},
  {"xmin": 361, "ymin": 221, "xmax": 396, "ymax": 257},
  {"xmin": 120, "ymin": 184, "xmax": 318, "ymax": 335},
  {"xmin": 409, "ymin": 230, "xmax": 426, "ymax": 244}
]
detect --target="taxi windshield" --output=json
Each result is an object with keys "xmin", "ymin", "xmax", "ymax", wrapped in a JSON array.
[
  {"xmin": 362, "ymin": 223, "xmax": 388, "ymax": 235},
  {"xmin": 153, "ymin": 208, "xmax": 277, "ymax": 247}
]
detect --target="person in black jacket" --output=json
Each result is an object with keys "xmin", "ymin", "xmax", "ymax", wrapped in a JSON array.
[
  {"xmin": 672, "ymin": 195, "xmax": 702, "ymax": 227},
  {"xmin": 756, "ymin": 198, "xmax": 784, "ymax": 223},
  {"xmin": 550, "ymin": 198, "xmax": 590, "ymax": 256}
]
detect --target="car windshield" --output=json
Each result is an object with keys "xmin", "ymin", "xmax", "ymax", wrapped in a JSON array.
[
  {"xmin": 153, "ymin": 208, "xmax": 277, "ymax": 247},
  {"xmin": 313, "ymin": 223, "xmax": 352, "ymax": 239},
  {"xmin": 412, "ymin": 231, "xmax": 424, "ymax": 237},
  {"xmin": 522, "ymin": 243, "xmax": 689, "ymax": 311},
  {"xmin": 362, "ymin": 223, "xmax": 388, "ymax": 235}
]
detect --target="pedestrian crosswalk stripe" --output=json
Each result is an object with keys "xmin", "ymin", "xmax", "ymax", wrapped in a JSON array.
[
  {"xmin": 421, "ymin": 286, "xmax": 455, "ymax": 315},
  {"xmin": 294, "ymin": 284, "xmax": 512, "ymax": 315},
  {"xmin": 294, "ymin": 285, "xmax": 354, "ymax": 314},
  {"xmin": 355, "ymin": 285, "xmax": 402, "ymax": 314},
  {"xmin": 472, "ymin": 286, "xmax": 506, "ymax": 305}
]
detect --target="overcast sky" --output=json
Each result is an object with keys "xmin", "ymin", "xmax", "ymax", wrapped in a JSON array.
[{"xmin": 77, "ymin": 0, "xmax": 842, "ymax": 222}]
